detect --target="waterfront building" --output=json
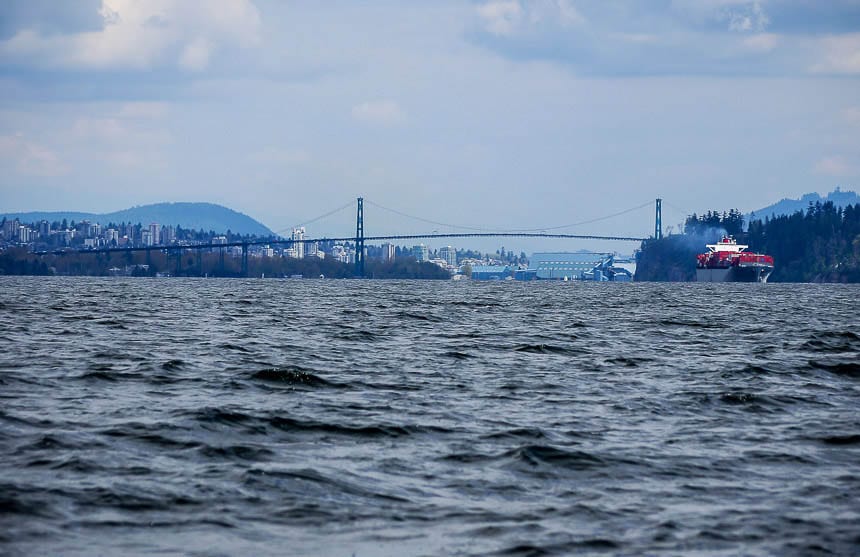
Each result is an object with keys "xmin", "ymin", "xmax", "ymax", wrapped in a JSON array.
[
  {"xmin": 212, "ymin": 236, "xmax": 227, "ymax": 245},
  {"xmin": 470, "ymin": 265, "xmax": 512, "ymax": 280},
  {"xmin": 439, "ymin": 246, "xmax": 457, "ymax": 267},
  {"xmin": 530, "ymin": 252, "xmax": 613, "ymax": 280},
  {"xmin": 429, "ymin": 258, "xmax": 450, "ymax": 271},
  {"xmin": 141, "ymin": 230, "xmax": 153, "ymax": 246},
  {"xmin": 412, "ymin": 244, "xmax": 429, "ymax": 262}
]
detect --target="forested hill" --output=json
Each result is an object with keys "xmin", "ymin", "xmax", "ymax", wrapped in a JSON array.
[
  {"xmin": 749, "ymin": 188, "xmax": 859, "ymax": 222},
  {"xmin": 2, "ymin": 202, "xmax": 273, "ymax": 236},
  {"xmin": 636, "ymin": 202, "xmax": 860, "ymax": 282}
]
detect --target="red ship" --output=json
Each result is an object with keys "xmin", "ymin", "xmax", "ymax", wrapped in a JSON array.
[{"xmin": 696, "ymin": 236, "xmax": 774, "ymax": 283}]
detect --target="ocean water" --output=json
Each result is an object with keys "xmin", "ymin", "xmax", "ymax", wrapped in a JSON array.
[{"xmin": 1, "ymin": 277, "xmax": 858, "ymax": 556}]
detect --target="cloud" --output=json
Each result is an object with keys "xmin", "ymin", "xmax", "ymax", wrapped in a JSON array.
[
  {"xmin": 843, "ymin": 107, "xmax": 860, "ymax": 126},
  {"xmin": 476, "ymin": 1, "xmax": 523, "ymax": 36},
  {"xmin": 742, "ymin": 32, "xmax": 778, "ymax": 52},
  {"xmin": 0, "ymin": 0, "xmax": 103, "ymax": 40},
  {"xmin": 0, "ymin": 0, "xmax": 261, "ymax": 72},
  {"xmin": 809, "ymin": 33, "xmax": 860, "ymax": 75},
  {"xmin": 814, "ymin": 155, "xmax": 857, "ymax": 177},
  {"xmin": 351, "ymin": 100, "xmax": 406, "ymax": 126},
  {"xmin": 179, "ymin": 37, "xmax": 214, "ymax": 71},
  {"xmin": 247, "ymin": 147, "xmax": 310, "ymax": 166},
  {"xmin": 117, "ymin": 102, "xmax": 169, "ymax": 119},
  {"xmin": 469, "ymin": 0, "xmax": 860, "ymax": 76},
  {"xmin": 476, "ymin": 0, "xmax": 584, "ymax": 36},
  {"xmin": 725, "ymin": 0, "xmax": 769, "ymax": 33},
  {"xmin": 72, "ymin": 117, "xmax": 127, "ymax": 141},
  {"xmin": 0, "ymin": 134, "xmax": 69, "ymax": 176}
]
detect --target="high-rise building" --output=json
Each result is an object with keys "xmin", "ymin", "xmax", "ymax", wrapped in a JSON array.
[
  {"xmin": 439, "ymin": 246, "xmax": 457, "ymax": 267},
  {"xmin": 382, "ymin": 243, "xmax": 395, "ymax": 262},
  {"xmin": 161, "ymin": 225, "xmax": 175, "ymax": 245},
  {"xmin": 149, "ymin": 223, "xmax": 160, "ymax": 245},
  {"xmin": 142, "ymin": 230, "xmax": 153, "ymax": 246},
  {"xmin": 306, "ymin": 242, "xmax": 325, "ymax": 259},
  {"xmin": 17, "ymin": 226, "xmax": 31, "ymax": 243},
  {"xmin": 329, "ymin": 244, "xmax": 350, "ymax": 264},
  {"xmin": 412, "ymin": 244, "xmax": 429, "ymax": 262},
  {"xmin": 4, "ymin": 219, "xmax": 20, "ymax": 239},
  {"xmin": 291, "ymin": 227, "xmax": 305, "ymax": 259},
  {"xmin": 39, "ymin": 220, "xmax": 50, "ymax": 237}
]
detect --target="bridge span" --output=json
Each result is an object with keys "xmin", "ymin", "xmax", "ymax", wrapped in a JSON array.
[{"xmin": 33, "ymin": 197, "xmax": 661, "ymax": 277}]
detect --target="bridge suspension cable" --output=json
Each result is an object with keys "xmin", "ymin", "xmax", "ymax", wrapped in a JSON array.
[
  {"xmin": 365, "ymin": 198, "xmax": 653, "ymax": 234},
  {"xmin": 272, "ymin": 200, "xmax": 355, "ymax": 237},
  {"xmin": 364, "ymin": 199, "xmax": 490, "ymax": 232}
]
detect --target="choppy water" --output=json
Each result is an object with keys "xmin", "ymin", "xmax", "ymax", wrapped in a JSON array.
[{"xmin": 1, "ymin": 277, "xmax": 859, "ymax": 556}]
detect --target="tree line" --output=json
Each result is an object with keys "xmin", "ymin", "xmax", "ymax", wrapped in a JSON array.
[{"xmin": 0, "ymin": 248, "xmax": 451, "ymax": 279}]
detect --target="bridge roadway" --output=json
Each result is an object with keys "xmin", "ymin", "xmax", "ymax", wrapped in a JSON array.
[{"xmin": 34, "ymin": 232, "xmax": 647, "ymax": 256}]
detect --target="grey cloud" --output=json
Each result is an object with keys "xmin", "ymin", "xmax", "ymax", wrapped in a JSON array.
[
  {"xmin": 0, "ymin": 0, "xmax": 103, "ymax": 40},
  {"xmin": 144, "ymin": 15, "xmax": 171, "ymax": 30},
  {"xmin": 469, "ymin": 0, "xmax": 856, "ymax": 76},
  {"xmin": 763, "ymin": 0, "xmax": 860, "ymax": 35}
]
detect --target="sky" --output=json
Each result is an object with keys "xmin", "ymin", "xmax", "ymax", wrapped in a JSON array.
[{"xmin": 1, "ymin": 0, "xmax": 859, "ymax": 250}]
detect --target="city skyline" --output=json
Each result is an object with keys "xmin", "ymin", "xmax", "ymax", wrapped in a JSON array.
[{"xmin": 1, "ymin": 1, "xmax": 859, "ymax": 249}]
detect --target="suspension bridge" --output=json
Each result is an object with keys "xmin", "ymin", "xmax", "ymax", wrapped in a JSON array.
[{"xmin": 33, "ymin": 197, "xmax": 666, "ymax": 277}]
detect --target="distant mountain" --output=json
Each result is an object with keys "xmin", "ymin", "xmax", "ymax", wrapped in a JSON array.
[
  {"xmin": 749, "ymin": 188, "xmax": 859, "ymax": 222},
  {"xmin": 2, "ymin": 202, "xmax": 274, "ymax": 236}
]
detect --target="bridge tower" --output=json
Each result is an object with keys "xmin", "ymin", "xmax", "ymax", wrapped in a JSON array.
[
  {"xmin": 655, "ymin": 198, "xmax": 663, "ymax": 240},
  {"xmin": 355, "ymin": 197, "xmax": 365, "ymax": 277}
]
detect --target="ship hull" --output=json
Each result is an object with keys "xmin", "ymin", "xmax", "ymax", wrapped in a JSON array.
[{"xmin": 697, "ymin": 265, "xmax": 773, "ymax": 283}]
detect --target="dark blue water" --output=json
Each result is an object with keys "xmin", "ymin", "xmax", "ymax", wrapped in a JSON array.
[{"xmin": 1, "ymin": 277, "xmax": 859, "ymax": 556}]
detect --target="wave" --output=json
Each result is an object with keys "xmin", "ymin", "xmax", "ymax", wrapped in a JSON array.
[
  {"xmin": 489, "ymin": 539, "xmax": 619, "ymax": 556},
  {"xmin": 820, "ymin": 434, "xmax": 860, "ymax": 445},
  {"xmin": 198, "ymin": 444, "xmax": 274, "ymax": 461},
  {"xmin": 659, "ymin": 319, "xmax": 728, "ymax": 329},
  {"xmin": 160, "ymin": 359, "xmax": 185, "ymax": 371},
  {"xmin": 243, "ymin": 467, "xmax": 410, "ymax": 503},
  {"xmin": 802, "ymin": 331, "xmax": 860, "ymax": 353},
  {"xmin": 512, "ymin": 344, "xmax": 579, "ymax": 355},
  {"xmin": 808, "ymin": 360, "xmax": 860, "ymax": 378},
  {"xmin": 396, "ymin": 311, "xmax": 443, "ymax": 322},
  {"xmin": 275, "ymin": 415, "xmax": 452, "ymax": 437},
  {"xmin": 482, "ymin": 427, "xmax": 549, "ymax": 441},
  {"xmin": 504, "ymin": 444, "xmax": 605, "ymax": 469},
  {"xmin": 250, "ymin": 367, "xmax": 345, "ymax": 388},
  {"xmin": 332, "ymin": 329, "xmax": 382, "ymax": 342}
]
